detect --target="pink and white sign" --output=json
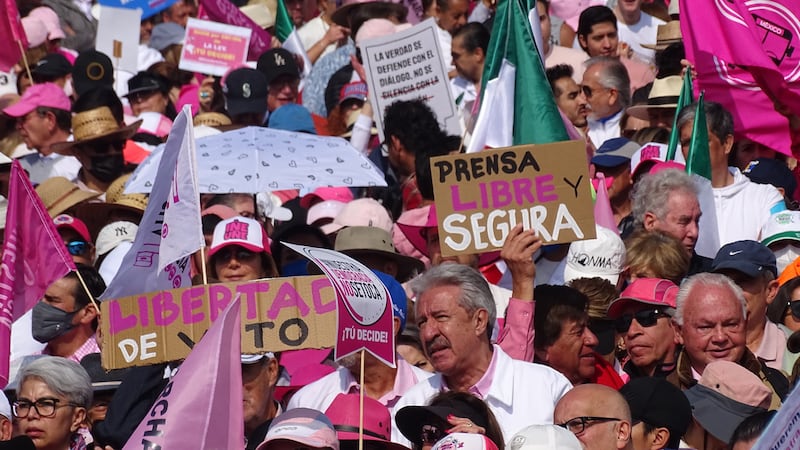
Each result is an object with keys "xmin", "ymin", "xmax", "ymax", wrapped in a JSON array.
[
  {"xmin": 180, "ymin": 18, "xmax": 251, "ymax": 77},
  {"xmin": 282, "ymin": 243, "xmax": 396, "ymax": 368}
]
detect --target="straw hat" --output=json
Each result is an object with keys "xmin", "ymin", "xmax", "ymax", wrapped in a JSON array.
[
  {"xmin": 642, "ymin": 21, "xmax": 682, "ymax": 51},
  {"xmin": 71, "ymin": 174, "xmax": 148, "ymax": 240},
  {"xmin": 51, "ymin": 106, "xmax": 142, "ymax": 155},
  {"xmin": 193, "ymin": 112, "xmax": 232, "ymax": 128},
  {"xmin": 35, "ymin": 177, "xmax": 101, "ymax": 218},
  {"xmin": 626, "ymin": 76, "xmax": 682, "ymax": 120}
]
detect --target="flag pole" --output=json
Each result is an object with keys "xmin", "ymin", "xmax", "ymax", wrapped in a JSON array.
[
  {"xmin": 200, "ymin": 246, "xmax": 209, "ymax": 285},
  {"xmin": 74, "ymin": 268, "xmax": 100, "ymax": 312},
  {"xmin": 359, "ymin": 348, "xmax": 365, "ymax": 450},
  {"xmin": 16, "ymin": 40, "xmax": 32, "ymax": 85}
]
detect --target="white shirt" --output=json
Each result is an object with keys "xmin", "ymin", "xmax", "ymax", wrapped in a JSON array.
[
  {"xmin": 19, "ymin": 151, "xmax": 82, "ymax": 184},
  {"xmin": 391, "ymin": 345, "xmax": 572, "ymax": 446},
  {"xmin": 713, "ymin": 167, "xmax": 785, "ymax": 246},
  {"xmin": 437, "ymin": 25, "xmax": 454, "ymax": 71},
  {"xmin": 587, "ymin": 109, "xmax": 623, "ymax": 148},
  {"xmin": 617, "ymin": 12, "xmax": 665, "ymax": 65}
]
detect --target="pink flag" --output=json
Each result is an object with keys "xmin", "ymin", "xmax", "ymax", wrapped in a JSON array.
[
  {"xmin": 680, "ymin": 0, "xmax": 800, "ymax": 156},
  {"xmin": 198, "ymin": 0, "xmax": 271, "ymax": 61},
  {"xmin": 0, "ymin": 0, "xmax": 28, "ymax": 72},
  {"xmin": 593, "ymin": 172, "xmax": 618, "ymax": 235},
  {"xmin": 0, "ymin": 161, "xmax": 75, "ymax": 387},
  {"xmin": 122, "ymin": 295, "xmax": 244, "ymax": 450}
]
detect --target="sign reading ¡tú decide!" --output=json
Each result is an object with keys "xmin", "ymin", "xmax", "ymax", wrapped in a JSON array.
[
  {"xmin": 431, "ymin": 140, "xmax": 596, "ymax": 256},
  {"xmin": 100, "ymin": 276, "xmax": 337, "ymax": 370}
]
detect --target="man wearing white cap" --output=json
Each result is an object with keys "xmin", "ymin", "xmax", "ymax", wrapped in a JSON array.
[{"xmin": 243, "ymin": 353, "xmax": 282, "ymax": 450}]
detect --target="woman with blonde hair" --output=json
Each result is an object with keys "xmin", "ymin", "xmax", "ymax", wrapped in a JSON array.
[{"xmin": 624, "ymin": 230, "xmax": 690, "ymax": 285}]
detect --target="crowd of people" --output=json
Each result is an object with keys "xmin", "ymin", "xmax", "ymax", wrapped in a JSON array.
[{"xmin": 1, "ymin": 0, "xmax": 800, "ymax": 449}]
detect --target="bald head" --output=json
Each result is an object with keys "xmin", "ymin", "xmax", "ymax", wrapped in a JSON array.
[{"xmin": 554, "ymin": 384, "xmax": 633, "ymax": 450}]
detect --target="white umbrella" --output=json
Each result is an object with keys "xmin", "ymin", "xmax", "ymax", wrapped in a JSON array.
[{"xmin": 125, "ymin": 126, "xmax": 386, "ymax": 193}]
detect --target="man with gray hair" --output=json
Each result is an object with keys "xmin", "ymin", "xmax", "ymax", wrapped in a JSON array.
[
  {"xmin": 391, "ymin": 264, "xmax": 572, "ymax": 446},
  {"xmin": 671, "ymin": 273, "xmax": 787, "ymax": 408},
  {"xmin": 631, "ymin": 168, "xmax": 710, "ymax": 274},
  {"xmin": 581, "ymin": 56, "xmax": 631, "ymax": 148}
]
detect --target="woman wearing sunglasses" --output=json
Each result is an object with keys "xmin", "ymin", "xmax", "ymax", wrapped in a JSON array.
[
  {"xmin": 765, "ymin": 276, "xmax": 800, "ymax": 373},
  {"xmin": 208, "ymin": 216, "xmax": 279, "ymax": 283}
]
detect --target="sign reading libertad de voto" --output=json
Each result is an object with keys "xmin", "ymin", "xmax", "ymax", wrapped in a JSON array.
[
  {"xmin": 100, "ymin": 276, "xmax": 337, "ymax": 370},
  {"xmin": 431, "ymin": 141, "xmax": 596, "ymax": 256}
]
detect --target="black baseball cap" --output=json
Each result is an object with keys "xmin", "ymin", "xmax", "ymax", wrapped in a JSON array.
[
  {"xmin": 32, "ymin": 53, "xmax": 72, "ymax": 79},
  {"xmin": 124, "ymin": 72, "xmax": 169, "ymax": 97},
  {"xmin": 711, "ymin": 240, "xmax": 778, "ymax": 278},
  {"xmin": 223, "ymin": 68, "xmax": 268, "ymax": 117},
  {"xmin": 620, "ymin": 377, "xmax": 692, "ymax": 438},
  {"xmin": 256, "ymin": 48, "xmax": 300, "ymax": 85},
  {"xmin": 72, "ymin": 50, "xmax": 114, "ymax": 97}
]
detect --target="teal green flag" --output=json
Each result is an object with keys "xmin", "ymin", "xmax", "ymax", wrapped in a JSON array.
[
  {"xmin": 665, "ymin": 71, "xmax": 694, "ymax": 161},
  {"xmin": 686, "ymin": 92, "xmax": 712, "ymax": 180}
]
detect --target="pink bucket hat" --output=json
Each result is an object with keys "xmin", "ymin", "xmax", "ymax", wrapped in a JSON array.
[{"xmin": 2, "ymin": 83, "xmax": 71, "ymax": 117}]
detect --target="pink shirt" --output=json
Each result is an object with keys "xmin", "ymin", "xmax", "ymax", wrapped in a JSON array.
[
  {"xmin": 756, "ymin": 321, "xmax": 787, "ymax": 371},
  {"xmin": 496, "ymin": 298, "xmax": 535, "ymax": 361},
  {"xmin": 43, "ymin": 335, "xmax": 100, "ymax": 364}
]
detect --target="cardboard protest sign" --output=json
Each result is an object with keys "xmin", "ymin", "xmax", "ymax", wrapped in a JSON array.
[
  {"xmin": 101, "ymin": 275, "xmax": 337, "ymax": 370},
  {"xmin": 98, "ymin": 0, "xmax": 177, "ymax": 20},
  {"xmin": 283, "ymin": 243, "xmax": 396, "ymax": 368},
  {"xmin": 180, "ymin": 18, "xmax": 251, "ymax": 76},
  {"xmin": 95, "ymin": 5, "xmax": 141, "ymax": 89},
  {"xmin": 359, "ymin": 18, "xmax": 460, "ymax": 142},
  {"xmin": 431, "ymin": 140, "xmax": 596, "ymax": 256},
  {"xmin": 751, "ymin": 381, "xmax": 800, "ymax": 450}
]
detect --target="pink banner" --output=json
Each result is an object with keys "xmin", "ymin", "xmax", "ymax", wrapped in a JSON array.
[
  {"xmin": 0, "ymin": 0, "xmax": 28, "ymax": 71},
  {"xmin": 198, "ymin": 0, "xmax": 271, "ymax": 61},
  {"xmin": 593, "ymin": 172, "xmax": 618, "ymax": 235},
  {"xmin": 680, "ymin": 0, "xmax": 800, "ymax": 156},
  {"xmin": 122, "ymin": 295, "xmax": 244, "ymax": 450},
  {"xmin": 0, "ymin": 161, "xmax": 75, "ymax": 387}
]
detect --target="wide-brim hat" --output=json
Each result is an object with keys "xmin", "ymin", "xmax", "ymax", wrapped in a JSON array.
[
  {"xmin": 642, "ymin": 21, "xmax": 682, "ymax": 50},
  {"xmin": 71, "ymin": 174, "xmax": 147, "ymax": 240},
  {"xmin": 626, "ymin": 75, "xmax": 682, "ymax": 120},
  {"xmin": 35, "ymin": 177, "xmax": 101, "ymax": 218},
  {"xmin": 52, "ymin": 106, "xmax": 142, "ymax": 155},
  {"xmin": 396, "ymin": 398, "xmax": 490, "ymax": 448},
  {"xmin": 331, "ymin": 0, "xmax": 383, "ymax": 28}
]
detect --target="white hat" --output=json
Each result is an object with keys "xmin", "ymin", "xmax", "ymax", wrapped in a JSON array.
[
  {"xmin": 256, "ymin": 192, "xmax": 293, "ymax": 222},
  {"xmin": 563, "ymin": 225, "xmax": 626, "ymax": 285},
  {"xmin": 307, "ymin": 200, "xmax": 346, "ymax": 226},
  {"xmin": 433, "ymin": 434, "xmax": 498, "ymax": 450},
  {"xmin": 761, "ymin": 211, "xmax": 800, "ymax": 248},
  {"xmin": 630, "ymin": 142, "xmax": 668, "ymax": 177},
  {"xmin": 509, "ymin": 425, "xmax": 582, "ymax": 450},
  {"xmin": 98, "ymin": 241, "xmax": 133, "ymax": 286},
  {"xmin": 96, "ymin": 221, "xmax": 139, "ymax": 257},
  {"xmin": 320, "ymin": 198, "xmax": 393, "ymax": 235},
  {"xmin": 241, "ymin": 353, "xmax": 275, "ymax": 364},
  {"xmin": 208, "ymin": 216, "xmax": 270, "ymax": 258},
  {"xmin": 0, "ymin": 390, "xmax": 10, "ymax": 420}
]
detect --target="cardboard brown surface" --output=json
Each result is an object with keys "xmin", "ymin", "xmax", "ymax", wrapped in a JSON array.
[
  {"xmin": 431, "ymin": 141, "xmax": 596, "ymax": 256},
  {"xmin": 101, "ymin": 275, "xmax": 337, "ymax": 370}
]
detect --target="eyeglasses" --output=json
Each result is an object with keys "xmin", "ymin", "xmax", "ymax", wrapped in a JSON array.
[
  {"xmin": 787, "ymin": 300, "xmax": 800, "ymax": 319},
  {"xmin": 66, "ymin": 240, "xmax": 89, "ymax": 256},
  {"xmin": 557, "ymin": 416, "xmax": 621, "ymax": 435},
  {"xmin": 13, "ymin": 398, "xmax": 78, "ymax": 418},
  {"xmin": 420, "ymin": 424, "xmax": 445, "ymax": 445},
  {"xmin": 614, "ymin": 308, "xmax": 670, "ymax": 333},
  {"xmin": 581, "ymin": 85, "xmax": 608, "ymax": 99},
  {"xmin": 216, "ymin": 247, "xmax": 258, "ymax": 263}
]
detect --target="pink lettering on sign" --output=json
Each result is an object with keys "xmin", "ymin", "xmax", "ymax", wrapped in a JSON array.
[{"xmin": 224, "ymin": 220, "xmax": 249, "ymax": 240}]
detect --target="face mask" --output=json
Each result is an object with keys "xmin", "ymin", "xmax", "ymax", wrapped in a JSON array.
[
  {"xmin": 89, "ymin": 153, "xmax": 126, "ymax": 183},
  {"xmin": 281, "ymin": 259, "xmax": 309, "ymax": 277},
  {"xmin": 774, "ymin": 245, "xmax": 800, "ymax": 274},
  {"xmin": 32, "ymin": 302, "xmax": 79, "ymax": 343}
]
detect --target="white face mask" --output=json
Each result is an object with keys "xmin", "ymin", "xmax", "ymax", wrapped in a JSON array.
[{"xmin": 774, "ymin": 245, "xmax": 800, "ymax": 274}]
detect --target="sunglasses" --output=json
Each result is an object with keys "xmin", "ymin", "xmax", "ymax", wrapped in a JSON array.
[
  {"xmin": 216, "ymin": 247, "xmax": 258, "ymax": 263},
  {"xmin": 788, "ymin": 300, "xmax": 800, "ymax": 319},
  {"xmin": 66, "ymin": 240, "xmax": 89, "ymax": 256},
  {"xmin": 614, "ymin": 308, "xmax": 670, "ymax": 333}
]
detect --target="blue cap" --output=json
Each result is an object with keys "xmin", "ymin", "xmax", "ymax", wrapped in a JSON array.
[
  {"xmin": 591, "ymin": 137, "xmax": 640, "ymax": 167},
  {"xmin": 373, "ymin": 270, "xmax": 407, "ymax": 332},
  {"xmin": 268, "ymin": 104, "xmax": 317, "ymax": 134},
  {"xmin": 743, "ymin": 157, "xmax": 797, "ymax": 199},
  {"xmin": 711, "ymin": 240, "xmax": 777, "ymax": 278}
]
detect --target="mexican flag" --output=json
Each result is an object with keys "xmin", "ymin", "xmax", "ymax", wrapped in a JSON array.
[
  {"xmin": 466, "ymin": 0, "xmax": 568, "ymax": 152},
  {"xmin": 275, "ymin": 0, "xmax": 311, "ymax": 78}
]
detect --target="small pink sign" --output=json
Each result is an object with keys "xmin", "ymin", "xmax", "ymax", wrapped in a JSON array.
[
  {"xmin": 180, "ymin": 17, "xmax": 252, "ymax": 77},
  {"xmin": 283, "ymin": 243, "xmax": 396, "ymax": 368}
]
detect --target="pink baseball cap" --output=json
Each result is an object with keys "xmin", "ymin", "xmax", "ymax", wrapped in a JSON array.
[
  {"xmin": 648, "ymin": 161, "xmax": 686, "ymax": 175},
  {"xmin": 22, "ymin": 16, "xmax": 47, "ymax": 48},
  {"xmin": 300, "ymin": 187, "xmax": 354, "ymax": 209},
  {"xmin": 257, "ymin": 408, "xmax": 339, "ymax": 450},
  {"xmin": 549, "ymin": 0, "xmax": 606, "ymax": 31},
  {"xmin": 208, "ymin": 217, "xmax": 270, "ymax": 258},
  {"xmin": 3, "ymin": 83, "xmax": 71, "ymax": 117},
  {"xmin": 606, "ymin": 278, "xmax": 679, "ymax": 319},
  {"xmin": 53, "ymin": 214, "xmax": 91, "ymax": 243},
  {"xmin": 202, "ymin": 204, "xmax": 239, "ymax": 220},
  {"xmin": 320, "ymin": 198, "xmax": 392, "ymax": 235},
  {"xmin": 325, "ymin": 394, "xmax": 407, "ymax": 450},
  {"xmin": 28, "ymin": 7, "xmax": 66, "ymax": 41}
]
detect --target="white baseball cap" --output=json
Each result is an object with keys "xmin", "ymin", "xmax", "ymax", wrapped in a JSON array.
[
  {"xmin": 208, "ymin": 216, "xmax": 270, "ymax": 258},
  {"xmin": 563, "ymin": 225, "xmax": 626, "ymax": 285},
  {"xmin": 509, "ymin": 425, "xmax": 582, "ymax": 450}
]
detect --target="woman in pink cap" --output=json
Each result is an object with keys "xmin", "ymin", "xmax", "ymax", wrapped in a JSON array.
[{"xmin": 208, "ymin": 216, "xmax": 279, "ymax": 282}]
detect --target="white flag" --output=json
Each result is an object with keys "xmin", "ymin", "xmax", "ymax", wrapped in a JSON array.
[
  {"xmin": 101, "ymin": 108, "xmax": 195, "ymax": 300},
  {"xmin": 158, "ymin": 106, "xmax": 204, "ymax": 272}
]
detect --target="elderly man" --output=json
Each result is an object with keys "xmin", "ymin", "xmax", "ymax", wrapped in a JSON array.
[
  {"xmin": 710, "ymin": 240, "xmax": 786, "ymax": 372},
  {"xmin": 392, "ymin": 264, "xmax": 572, "ymax": 445},
  {"xmin": 243, "ymin": 354, "xmax": 281, "ymax": 450},
  {"xmin": 677, "ymin": 101, "xmax": 785, "ymax": 245},
  {"xmin": 671, "ymin": 273, "xmax": 788, "ymax": 408},
  {"xmin": 1, "ymin": 83, "xmax": 81, "ymax": 183},
  {"xmin": 554, "ymin": 384, "xmax": 633, "ymax": 450},
  {"xmin": 631, "ymin": 168, "xmax": 711, "ymax": 275},
  {"xmin": 257, "ymin": 49, "xmax": 302, "ymax": 116},
  {"xmin": 582, "ymin": 56, "xmax": 631, "ymax": 147},
  {"xmin": 606, "ymin": 278, "xmax": 680, "ymax": 379},
  {"xmin": 32, "ymin": 265, "xmax": 105, "ymax": 361}
]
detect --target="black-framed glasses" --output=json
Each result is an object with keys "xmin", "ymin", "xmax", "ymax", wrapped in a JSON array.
[
  {"xmin": 66, "ymin": 240, "xmax": 89, "ymax": 256},
  {"xmin": 13, "ymin": 398, "xmax": 78, "ymax": 418},
  {"xmin": 420, "ymin": 424, "xmax": 445, "ymax": 445},
  {"xmin": 557, "ymin": 416, "xmax": 621, "ymax": 435},
  {"xmin": 614, "ymin": 308, "xmax": 670, "ymax": 333}
]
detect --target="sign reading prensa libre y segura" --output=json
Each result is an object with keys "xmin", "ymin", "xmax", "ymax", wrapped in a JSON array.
[
  {"xmin": 431, "ymin": 140, "xmax": 596, "ymax": 256},
  {"xmin": 100, "ymin": 276, "xmax": 337, "ymax": 370}
]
